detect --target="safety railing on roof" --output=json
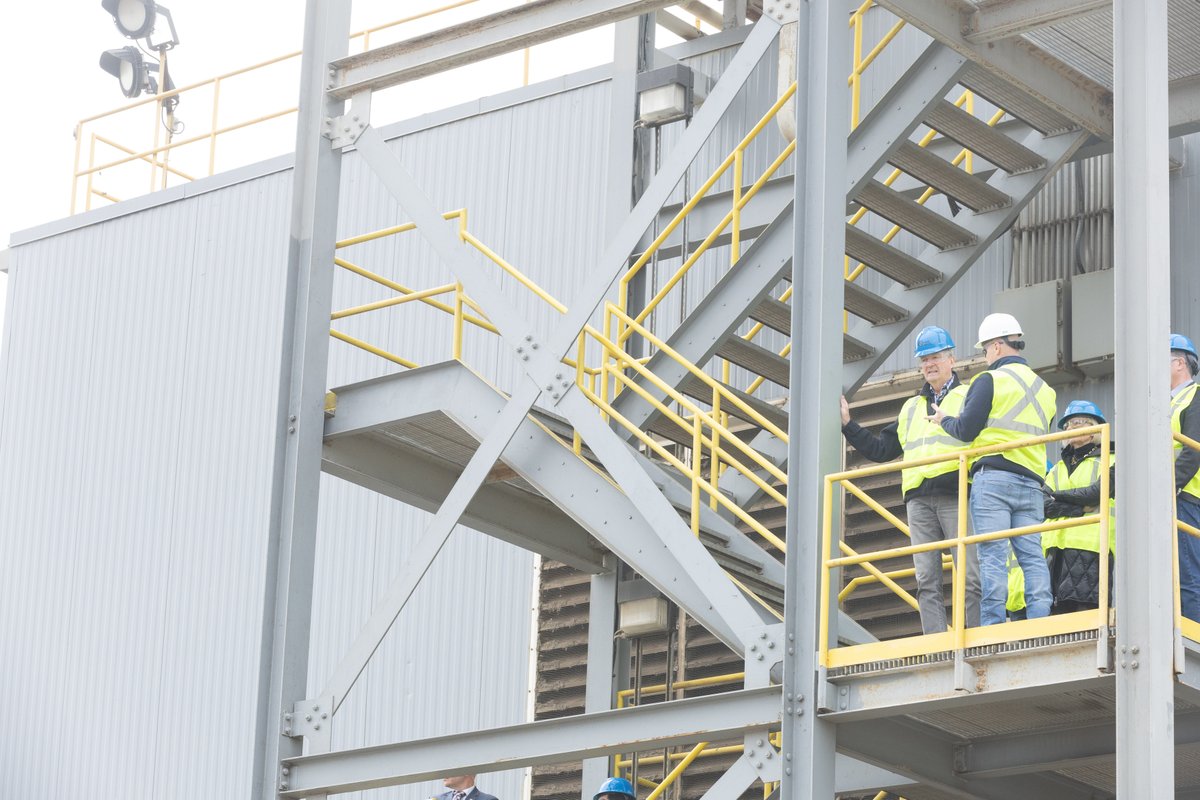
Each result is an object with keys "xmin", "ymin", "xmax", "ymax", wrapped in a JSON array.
[
  {"xmin": 821, "ymin": 424, "xmax": 1113, "ymax": 671},
  {"xmin": 70, "ymin": 0, "xmax": 520, "ymax": 214}
]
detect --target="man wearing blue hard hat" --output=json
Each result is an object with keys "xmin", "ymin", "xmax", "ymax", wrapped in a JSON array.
[
  {"xmin": 929, "ymin": 313, "xmax": 1056, "ymax": 626},
  {"xmin": 841, "ymin": 324, "xmax": 981, "ymax": 634},
  {"xmin": 1170, "ymin": 333, "xmax": 1200, "ymax": 621},
  {"xmin": 593, "ymin": 777, "xmax": 636, "ymax": 800}
]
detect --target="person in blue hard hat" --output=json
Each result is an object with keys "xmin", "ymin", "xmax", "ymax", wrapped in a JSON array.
[
  {"xmin": 1040, "ymin": 400, "xmax": 1116, "ymax": 614},
  {"xmin": 437, "ymin": 775, "xmax": 499, "ymax": 800},
  {"xmin": 929, "ymin": 313, "xmax": 1056, "ymax": 626},
  {"xmin": 1171, "ymin": 333, "xmax": 1200, "ymax": 621},
  {"xmin": 840, "ymin": 324, "xmax": 981, "ymax": 634},
  {"xmin": 593, "ymin": 777, "xmax": 637, "ymax": 800}
]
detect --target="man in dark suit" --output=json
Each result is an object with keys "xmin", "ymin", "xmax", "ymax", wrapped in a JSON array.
[{"xmin": 437, "ymin": 775, "xmax": 499, "ymax": 800}]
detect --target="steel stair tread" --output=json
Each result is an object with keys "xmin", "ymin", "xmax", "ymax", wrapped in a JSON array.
[
  {"xmin": 856, "ymin": 180, "xmax": 977, "ymax": 251},
  {"xmin": 889, "ymin": 140, "xmax": 1011, "ymax": 213},
  {"xmin": 844, "ymin": 281, "xmax": 909, "ymax": 326},
  {"xmin": 925, "ymin": 100, "xmax": 1046, "ymax": 175},
  {"xmin": 748, "ymin": 295, "xmax": 791, "ymax": 335},
  {"xmin": 678, "ymin": 373, "xmax": 789, "ymax": 433},
  {"xmin": 844, "ymin": 226, "xmax": 943, "ymax": 288},
  {"xmin": 716, "ymin": 336, "xmax": 791, "ymax": 387},
  {"xmin": 843, "ymin": 333, "xmax": 875, "ymax": 363},
  {"xmin": 698, "ymin": 530, "xmax": 766, "ymax": 575},
  {"xmin": 959, "ymin": 63, "xmax": 1079, "ymax": 136}
]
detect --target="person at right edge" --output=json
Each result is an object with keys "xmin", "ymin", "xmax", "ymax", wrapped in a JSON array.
[
  {"xmin": 928, "ymin": 313, "xmax": 1056, "ymax": 626},
  {"xmin": 1170, "ymin": 333, "xmax": 1200, "ymax": 623}
]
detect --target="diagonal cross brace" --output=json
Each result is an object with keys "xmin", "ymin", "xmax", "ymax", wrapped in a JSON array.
[{"xmin": 346, "ymin": 18, "xmax": 784, "ymax": 653}]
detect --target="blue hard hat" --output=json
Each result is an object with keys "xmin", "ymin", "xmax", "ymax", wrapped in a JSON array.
[
  {"xmin": 1058, "ymin": 400, "xmax": 1106, "ymax": 429},
  {"xmin": 594, "ymin": 778, "xmax": 636, "ymax": 800},
  {"xmin": 913, "ymin": 326, "xmax": 955, "ymax": 358},
  {"xmin": 1172, "ymin": 333, "xmax": 1198, "ymax": 358}
]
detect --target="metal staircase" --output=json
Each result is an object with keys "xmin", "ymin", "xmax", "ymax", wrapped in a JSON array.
[{"xmin": 263, "ymin": 3, "xmax": 1126, "ymax": 798}]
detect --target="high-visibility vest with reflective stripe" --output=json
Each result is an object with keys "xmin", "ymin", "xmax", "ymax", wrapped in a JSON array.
[
  {"xmin": 1171, "ymin": 382, "xmax": 1200, "ymax": 501},
  {"xmin": 969, "ymin": 363, "xmax": 1057, "ymax": 478},
  {"xmin": 1043, "ymin": 453, "xmax": 1116, "ymax": 553},
  {"xmin": 895, "ymin": 383, "xmax": 970, "ymax": 496}
]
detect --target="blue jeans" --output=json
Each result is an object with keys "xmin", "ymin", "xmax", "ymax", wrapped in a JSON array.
[
  {"xmin": 1178, "ymin": 495, "xmax": 1200, "ymax": 622},
  {"xmin": 970, "ymin": 469, "xmax": 1053, "ymax": 625}
]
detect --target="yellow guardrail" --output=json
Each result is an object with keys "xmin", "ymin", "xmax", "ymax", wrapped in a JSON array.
[
  {"xmin": 71, "ymin": 0, "xmax": 532, "ymax": 214},
  {"xmin": 821, "ymin": 424, "xmax": 1112, "ymax": 670}
]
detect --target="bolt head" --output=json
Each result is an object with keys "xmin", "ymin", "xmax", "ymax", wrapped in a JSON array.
[
  {"xmin": 749, "ymin": 644, "xmax": 757, "ymax": 651},
  {"xmin": 288, "ymin": 426, "xmax": 296, "ymax": 433},
  {"xmin": 759, "ymin": 631, "xmax": 767, "ymax": 639},
  {"xmin": 314, "ymin": 722, "xmax": 321, "ymax": 730},
  {"xmin": 313, "ymin": 704, "xmax": 320, "ymax": 712},
  {"xmin": 321, "ymin": 712, "xmax": 327, "ymax": 719},
  {"xmin": 284, "ymin": 713, "xmax": 293, "ymax": 721},
  {"xmin": 797, "ymin": 708, "xmax": 804, "ymax": 716},
  {"xmin": 284, "ymin": 727, "xmax": 292, "ymax": 735},
  {"xmin": 282, "ymin": 767, "xmax": 290, "ymax": 776},
  {"xmin": 280, "ymin": 783, "xmax": 288, "ymax": 791},
  {"xmin": 305, "ymin": 714, "xmax": 312, "ymax": 722},
  {"xmin": 755, "ymin": 761, "xmax": 763, "ymax": 769}
]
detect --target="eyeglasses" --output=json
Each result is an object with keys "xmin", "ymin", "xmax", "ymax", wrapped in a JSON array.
[{"xmin": 1062, "ymin": 418, "xmax": 1094, "ymax": 430}]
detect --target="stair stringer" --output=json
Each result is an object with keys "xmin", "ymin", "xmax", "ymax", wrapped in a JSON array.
[{"xmin": 717, "ymin": 127, "xmax": 1090, "ymax": 511}]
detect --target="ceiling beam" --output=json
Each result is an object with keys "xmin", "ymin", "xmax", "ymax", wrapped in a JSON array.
[
  {"xmin": 963, "ymin": 0, "xmax": 1109, "ymax": 44},
  {"xmin": 331, "ymin": 0, "xmax": 680, "ymax": 98},
  {"xmin": 875, "ymin": 0, "xmax": 1113, "ymax": 138}
]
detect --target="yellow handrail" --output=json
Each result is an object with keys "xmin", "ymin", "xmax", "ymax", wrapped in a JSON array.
[{"xmin": 821, "ymin": 424, "xmax": 1113, "ymax": 669}]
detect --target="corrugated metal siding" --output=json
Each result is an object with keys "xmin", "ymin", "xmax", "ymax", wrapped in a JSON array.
[
  {"xmin": 0, "ymin": 173, "xmax": 291, "ymax": 798},
  {"xmin": 1011, "ymin": 155, "xmax": 1114, "ymax": 286}
]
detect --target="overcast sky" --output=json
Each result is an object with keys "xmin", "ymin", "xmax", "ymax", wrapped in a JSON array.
[{"xmin": 0, "ymin": 0, "xmax": 670, "ymax": 344}]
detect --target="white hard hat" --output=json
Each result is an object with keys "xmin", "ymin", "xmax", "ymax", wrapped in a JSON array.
[{"xmin": 975, "ymin": 312, "xmax": 1024, "ymax": 349}]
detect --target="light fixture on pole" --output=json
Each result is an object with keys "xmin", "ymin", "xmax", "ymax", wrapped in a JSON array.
[
  {"xmin": 99, "ymin": 46, "xmax": 155, "ymax": 98},
  {"xmin": 101, "ymin": 0, "xmax": 179, "ymax": 50}
]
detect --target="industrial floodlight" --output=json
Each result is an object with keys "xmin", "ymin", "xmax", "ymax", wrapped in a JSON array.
[
  {"xmin": 99, "ymin": 46, "xmax": 154, "ymax": 98},
  {"xmin": 101, "ymin": 0, "xmax": 157, "ymax": 40}
]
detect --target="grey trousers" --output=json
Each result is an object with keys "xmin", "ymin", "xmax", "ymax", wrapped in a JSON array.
[{"xmin": 906, "ymin": 493, "xmax": 981, "ymax": 634}]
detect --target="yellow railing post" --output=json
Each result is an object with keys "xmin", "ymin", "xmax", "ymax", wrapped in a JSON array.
[
  {"xmin": 953, "ymin": 453, "xmax": 968, "ymax": 654},
  {"xmin": 209, "ymin": 76, "xmax": 223, "ymax": 176},
  {"xmin": 453, "ymin": 281, "xmax": 465, "ymax": 360}
]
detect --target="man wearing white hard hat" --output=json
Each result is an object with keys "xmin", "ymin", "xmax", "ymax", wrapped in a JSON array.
[{"xmin": 929, "ymin": 313, "xmax": 1056, "ymax": 625}]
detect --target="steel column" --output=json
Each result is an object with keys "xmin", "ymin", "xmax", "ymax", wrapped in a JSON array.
[
  {"xmin": 582, "ymin": 569, "xmax": 622, "ymax": 795},
  {"xmin": 1113, "ymin": 0, "xmax": 1175, "ymax": 795},
  {"xmin": 253, "ymin": 1, "xmax": 351, "ymax": 797},
  {"xmin": 781, "ymin": 0, "xmax": 848, "ymax": 794}
]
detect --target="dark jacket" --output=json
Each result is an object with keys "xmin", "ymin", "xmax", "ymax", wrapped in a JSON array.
[
  {"xmin": 437, "ymin": 789, "xmax": 499, "ymax": 800},
  {"xmin": 1045, "ymin": 440, "xmax": 1116, "ymax": 517},
  {"xmin": 842, "ymin": 373, "xmax": 964, "ymax": 501},
  {"xmin": 939, "ymin": 355, "xmax": 1045, "ymax": 484}
]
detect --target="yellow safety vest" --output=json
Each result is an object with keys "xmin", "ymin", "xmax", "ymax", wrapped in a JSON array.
[
  {"xmin": 895, "ymin": 383, "xmax": 970, "ymax": 496},
  {"xmin": 970, "ymin": 363, "xmax": 1057, "ymax": 477},
  {"xmin": 1006, "ymin": 550, "xmax": 1025, "ymax": 613},
  {"xmin": 1172, "ymin": 382, "xmax": 1200, "ymax": 501},
  {"xmin": 1043, "ymin": 453, "xmax": 1116, "ymax": 553}
]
